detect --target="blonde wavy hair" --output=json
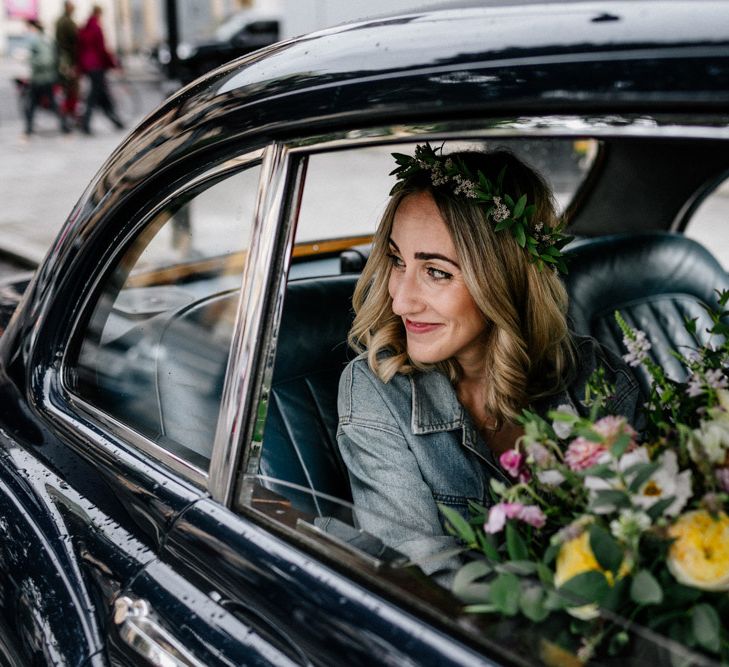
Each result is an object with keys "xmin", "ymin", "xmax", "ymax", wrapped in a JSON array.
[{"xmin": 348, "ymin": 148, "xmax": 575, "ymax": 426}]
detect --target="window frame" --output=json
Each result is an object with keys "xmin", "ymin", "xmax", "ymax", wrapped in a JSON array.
[{"xmin": 53, "ymin": 148, "xmax": 265, "ymax": 490}]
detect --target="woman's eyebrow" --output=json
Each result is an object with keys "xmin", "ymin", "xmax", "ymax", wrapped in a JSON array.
[{"xmin": 414, "ymin": 252, "xmax": 460, "ymax": 269}]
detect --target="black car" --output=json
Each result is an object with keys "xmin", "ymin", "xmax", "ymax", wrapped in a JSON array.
[
  {"xmin": 156, "ymin": 10, "xmax": 280, "ymax": 83},
  {"xmin": 0, "ymin": 2, "xmax": 728, "ymax": 665}
]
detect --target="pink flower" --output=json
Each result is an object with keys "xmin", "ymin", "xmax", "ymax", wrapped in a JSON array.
[
  {"xmin": 593, "ymin": 416, "xmax": 638, "ymax": 448},
  {"xmin": 499, "ymin": 448, "xmax": 532, "ymax": 482},
  {"xmin": 484, "ymin": 502, "xmax": 546, "ymax": 533},
  {"xmin": 564, "ymin": 438, "xmax": 607, "ymax": 471},
  {"xmin": 717, "ymin": 468, "xmax": 729, "ymax": 492}
]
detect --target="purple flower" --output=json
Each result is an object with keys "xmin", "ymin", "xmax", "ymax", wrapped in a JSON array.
[{"xmin": 717, "ymin": 468, "xmax": 729, "ymax": 493}]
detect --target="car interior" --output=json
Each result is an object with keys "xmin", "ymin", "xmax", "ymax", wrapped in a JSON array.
[{"xmin": 70, "ymin": 136, "xmax": 729, "ymax": 557}]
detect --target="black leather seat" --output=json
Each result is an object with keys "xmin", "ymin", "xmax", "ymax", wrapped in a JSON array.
[
  {"xmin": 563, "ymin": 232, "xmax": 729, "ymax": 391},
  {"xmin": 260, "ymin": 275, "xmax": 358, "ymax": 517}
]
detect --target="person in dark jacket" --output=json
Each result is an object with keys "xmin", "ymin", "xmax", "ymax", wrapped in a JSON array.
[
  {"xmin": 55, "ymin": 1, "xmax": 79, "ymax": 121},
  {"xmin": 77, "ymin": 5, "xmax": 124, "ymax": 134},
  {"xmin": 23, "ymin": 19, "xmax": 69, "ymax": 137}
]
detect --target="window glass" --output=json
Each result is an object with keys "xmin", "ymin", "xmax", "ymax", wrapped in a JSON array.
[
  {"xmin": 73, "ymin": 164, "xmax": 261, "ymax": 471},
  {"xmin": 684, "ymin": 174, "xmax": 729, "ymax": 270}
]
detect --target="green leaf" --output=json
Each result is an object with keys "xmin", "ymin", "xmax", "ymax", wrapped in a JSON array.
[
  {"xmin": 537, "ymin": 562, "xmax": 554, "ymax": 586},
  {"xmin": 627, "ymin": 462, "xmax": 661, "ymax": 493},
  {"xmin": 512, "ymin": 193, "xmax": 527, "ymax": 219},
  {"xmin": 692, "ymin": 603, "xmax": 721, "ymax": 653},
  {"xmin": 490, "ymin": 572, "xmax": 520, "ymax": 616},
  {"xmin": 558, "ymin": 570, "xmax": 611, "ymax": 606},
  {"xmin": 513, "ymin": 223, "xmax": 527, "ymax": 248},
  {"xmin": 476, "ymin": 531, "xmax": 501, "ymax": 562},
  {"xmin": 499, "ymin": 560, "xmax": 538, "ymax": 576},
  {"xmin": 439, "ymin": 504, "xmax": 475, "ymax": 544},
  {"xmin": 589, "ymin": 489, "xmax": 631, "ymax": 512},
  {"xmin": 519, "ymin": 585, "xmax": 550, "ymax": 622},
  {"xmin": 630, "ymin": 570, "xmax": 663, "ymax": 605},
  {"xmin": 684, "ymin": 317, "xmax": 698, "ymax": 335},
  {"xmin": 647, "ymin": 496, "xmax": 676, "ymax": 521},
  {"xmin": 506, "ymin": 522, "xmax": 529, "ymax": 561},
  {"xmin": 581, "ymin": 462, "xmax": 616, "ymax": 479},
  {"xmin": 610, "ymin": 433, "xmax": 632, "ymax": 458},
  {"xmin": 589, "ymin": 525, "xmax": 624, "ymax": 574},
  {"xmin": 463, "ymin": 603, "xmax": 498, "ymax": 614},
  {"xmin": 453, "ymin": 560, "xmax": 492, "ymax": 595}
]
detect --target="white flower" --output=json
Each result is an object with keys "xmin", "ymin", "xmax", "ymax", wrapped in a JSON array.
[
  {"xmin": 552, "ymin": 403, "xmax": 577, "ymax": 440},
  {"xmin": 622, "ymin": 330, "xmax": 651, "ymax": 367},
  {"xmin": 632, "ymin": 450, "xmax": 692, "ymax": 517},
  {"xmin": 689, "ymin": 417, "xmax": 729, "ymax": 465},
  {"xmin": 537, "ymin": 469, "xmax": 566, "ymax": 486},
  {"xmin": 610, "ymin": 509, "xmax": 651, "ymax": 542}
]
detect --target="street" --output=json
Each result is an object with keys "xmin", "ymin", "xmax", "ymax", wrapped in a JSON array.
[{"xmin": 0, "ymin": 55, "xmax": 166, "ymax": 268}]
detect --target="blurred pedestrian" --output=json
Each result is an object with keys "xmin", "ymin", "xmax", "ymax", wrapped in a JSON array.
[
  {"xmin": 24, "ymin": 19, "xmax": 70, "ymax": 137},
  {"xmin": 55, "ymin": 1, "xmax": 80, "ymax": 122},
  {"xmin": 77, "ymin": 5, "xmax": 124, "ymax": 134}
]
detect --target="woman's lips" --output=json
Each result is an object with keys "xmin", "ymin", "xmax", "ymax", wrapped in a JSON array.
[{"xmin": 404, "ymin": 319, "xmax": 442, "ymax": 334}]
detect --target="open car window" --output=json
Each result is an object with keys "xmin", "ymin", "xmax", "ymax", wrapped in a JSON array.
[{"xmin": 70, "ymin": 161, "xmax": 261, "ymax": 475}]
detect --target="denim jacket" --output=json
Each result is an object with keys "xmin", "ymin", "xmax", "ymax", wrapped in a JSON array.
[{"xmin": 336, "ymin": 336, "xmax": 642, "ymax": 578}]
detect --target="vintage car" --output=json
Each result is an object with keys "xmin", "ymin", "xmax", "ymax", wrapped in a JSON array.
[{"xmin": 0, "ymin": 1, "xmax": 728, "ymax": 665}]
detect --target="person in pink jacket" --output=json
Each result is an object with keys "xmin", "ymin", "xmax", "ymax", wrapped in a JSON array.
[{"xmin": 77, "ymin": 5, "xmax": 123, "ymax": 134}]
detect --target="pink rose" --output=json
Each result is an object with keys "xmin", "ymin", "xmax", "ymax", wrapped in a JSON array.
[
  {"xmin": 499, "ymin": 449, "xmax": 531, "ymax": 482},
  {"xmin": 593, "ymin": 416, "xmax": 638, "ymax": 449},
  {"xmin": 564, "ymin": 438, "xmax": 607, "ymax": 471}
]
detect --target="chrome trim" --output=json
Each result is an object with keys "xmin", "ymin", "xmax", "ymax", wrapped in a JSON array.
[
  {"xmin": 65, "ymin": 395, "xmax": 209, "ymax": 487},
  {"xmin": 285, "ymin": 115, "xmax": 729, "ymax": 154},
  {"xmin": 48, "ymin": 149, "xmax": 264, "ymax": 490},
  {"xmin": 209, "ymin": 143, "xmax": 296, "ymax": 504}
]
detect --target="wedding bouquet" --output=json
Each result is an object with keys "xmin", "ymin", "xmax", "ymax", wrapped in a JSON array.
[{"xmin": 444, "ymin": 290, "xmax": 729, "ymax": 664}]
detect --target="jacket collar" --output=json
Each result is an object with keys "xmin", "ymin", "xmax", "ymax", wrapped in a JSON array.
[{"xmin": 409, "ymin": 370, "xmax": 466, "ymax": 435}]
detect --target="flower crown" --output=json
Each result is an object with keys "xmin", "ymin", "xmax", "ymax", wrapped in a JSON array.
[{"xmin": 389, "ymin": 143, "xmax": 571, "ymax": 274}]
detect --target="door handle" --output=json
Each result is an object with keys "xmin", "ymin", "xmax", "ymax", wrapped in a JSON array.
[{"xmin": 113, "ymin": 595, "xmax": 206, "ymax": 667}]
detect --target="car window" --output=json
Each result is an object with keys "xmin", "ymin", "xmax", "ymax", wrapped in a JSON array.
[
  {"xmin": 683, "ymin": 173, "xmax": 729, "ymax": 270},
  {"xmin": 71, "ymin": 163, "xmax": 261, "ymax": 473}
]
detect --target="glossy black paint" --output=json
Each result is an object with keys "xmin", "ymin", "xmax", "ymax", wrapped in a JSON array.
[{"xmin": 0, "ymin": 2, "xmax": 727, "ymax": 664}]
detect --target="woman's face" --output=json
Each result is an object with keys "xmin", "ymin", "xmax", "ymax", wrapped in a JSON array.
[{"xmin": 387, "ymin": 191, "xmax": 489, "ymax": 371}]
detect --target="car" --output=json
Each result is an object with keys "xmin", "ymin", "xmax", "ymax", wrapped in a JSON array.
[
  {"xmin": 0, "ymin": 1, "xmax": 728, "ymax": 664},
  {"xmin": 155, "ymin": 10, "xmax": 280, "ymax": 83}
]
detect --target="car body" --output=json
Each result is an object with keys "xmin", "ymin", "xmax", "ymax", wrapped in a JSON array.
[
  {"xmin": 155, "ymin": 10, "xmax": 280, "ymax": 83},
  {"xmin": 0, "ymin": 1, "xmax": 728, "ymax": 665}
]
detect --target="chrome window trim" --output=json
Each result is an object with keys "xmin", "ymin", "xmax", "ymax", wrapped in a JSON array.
[
  {"xmin": 232, "ymin": 114, "xmax": 729, "ymax": 511},
  {"xmin": 209, "ymin": 143, "xmax": 303, "ymax": 504},
  {"xmin": 47, "ymin": 149, "xmax": 265, "ymax": 489}
]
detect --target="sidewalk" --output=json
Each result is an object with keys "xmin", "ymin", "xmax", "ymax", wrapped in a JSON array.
[{"xmin": 0, "ymin": 55, "xmax": 167, "ymax": 268}]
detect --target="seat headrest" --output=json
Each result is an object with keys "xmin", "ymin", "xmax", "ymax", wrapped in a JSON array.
[
  {"xmin": 273, "ymin": 274, "xmax": 358, "ymax": 383},
  {"xmin": 564, "ymin": 232, "xmax": 728, "ymax": 335}
]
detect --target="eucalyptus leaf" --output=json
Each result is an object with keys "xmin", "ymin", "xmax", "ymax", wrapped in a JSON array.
[
  {"xmin": 559, "ymin": 570, "xmax": 611, "ymax": 606},
  {"xmin": 519, "ymin": 585, "xmax": 550, "ymax": 622},
  {"xmin": 589, "ymin": 525, "xmax": 623, "ymax": 574},
  {"xmin": 537, "ymin": 562, "xmax": 554, "ymax": 586},
  {"xmin": 490, "ymin": 572, "xmax": 521, "ymax": 616},
  {"xmin": 630, "ymin": 570, "xmax": 663, "ymax": 605},
  {"xmin": 499, "ymin": 560, "xmax": 538, "ymax": 576},
  {"xmin": 589, "ymin": 489, "xmax": 631, "ymax": 512},
  {"xmin": 692, "ymin": 604, "xmax": 721, "ymax": 653},
  {"xmin": 476, "ymin": 531, "xmax": 501, "ymax": 562},
  {"xmin": 453, "ymin": 560, "xmax": 492, "ymax": 595},
  {"xmin": 610, "ymin": 433, "xmax": 632, "ymax": 458}
]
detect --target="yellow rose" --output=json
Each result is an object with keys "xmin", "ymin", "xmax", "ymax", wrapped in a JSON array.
[
  {"xmin": 555, "ymin": 531, "xmax": 629, "ymax": 620},
  {"xmin": 667, "ymin": 510, "xmax": 729, "ymax": 592}
]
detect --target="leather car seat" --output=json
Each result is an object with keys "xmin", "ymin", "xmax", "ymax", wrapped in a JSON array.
[
  {"xmin": 260, "ymin": 274, "xmax": 358, "ymax": 517},
  {"xmin": 563, "ymin": 232, "xmax": 729, "ymax": 391}
]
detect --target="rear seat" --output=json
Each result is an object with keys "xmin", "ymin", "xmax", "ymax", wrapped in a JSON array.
[{"xmin": 563, "ymin": 232, "xmax": 729, "ymax": 392}]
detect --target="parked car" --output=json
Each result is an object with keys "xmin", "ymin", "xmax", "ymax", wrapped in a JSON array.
[
  {"xmin": 0, "ymin": 1, "xmax": 728, "ymax": 664},
  {"xmin": 155, "ymin": 10, "xmax": 280, "ymax": 83}
]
